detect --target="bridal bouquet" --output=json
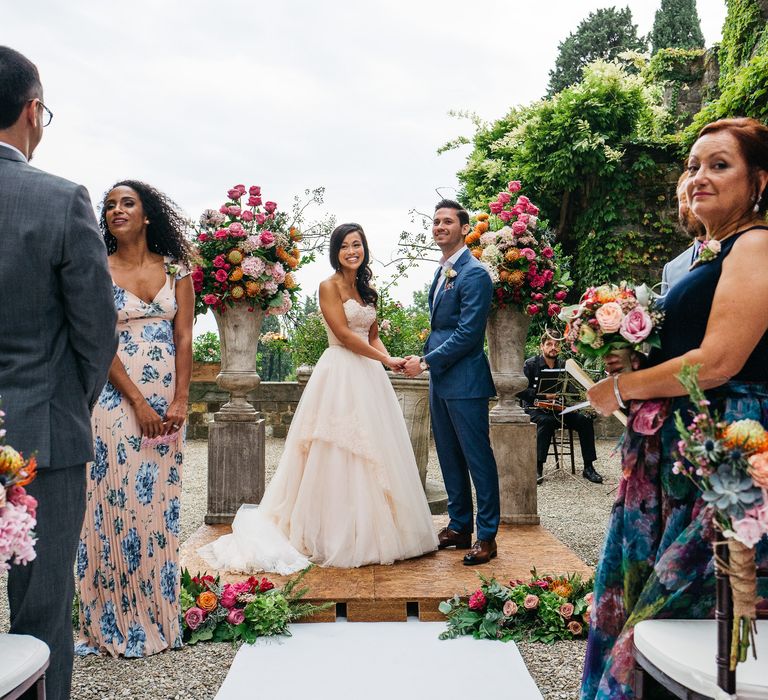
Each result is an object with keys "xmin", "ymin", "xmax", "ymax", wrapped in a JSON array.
[
  {"xmin": 439, "ymin": 570, "xmax": 593, "ymax": 643},
  {"xmin": 192, "ymin": 184, "xmax": 304, "ymax": 317},
  {"xmin": 465, "ymin": 181, "xmax": 571, "ymax": 316},
  {"xmin": 180, "ymin": 566, "xmax": 331, "ymax": 644},
  {"xmin": 558, "ymin": 282, "xmax": 663, "ymax": 360},
  {"xmin": 673, "ymin": 364, "xmax": 768, "ymax": 668},
  {"xmin": 0, "ymin": 408, "xmax": 38, "ymax": 572}
]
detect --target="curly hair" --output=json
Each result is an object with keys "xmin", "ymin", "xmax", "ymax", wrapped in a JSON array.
[
  {"xmin": 328, "ymin": 223, "xmax": 378, "ymax": 306},
  {"xmin": 99, "ymin": 180, "xmax": 192, "ymax": 266}
]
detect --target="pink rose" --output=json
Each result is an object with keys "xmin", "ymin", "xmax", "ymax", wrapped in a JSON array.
[
  {"xmin": 198, "ymin": 232, "xmax": 209, "ymax": 242},
  {"xmin": 584, "ymin": 592, "xmax": 594, "ymax": 605},
  {"xmin": 184, "ymin": 607, "xmax": 205, "ymax": 630},
  {"xmin": 255, "ymin": 213, "xmax": 267, "ymax": 226},
  {"xmin": 241, "ymin": 210, "xmax": 254, "ymax": 222},
  {"xmin": 215, "ymin": 269, "xmax": 228, "ymax": 283},
  {"xmin": 567, "ymin": 621, "xmax": 583, "ymax": 636},
  {"xmin": 503, "ymin": 600, "xmax": 518, "ymax": 616},
  {"xmin": 234, "ymin": 184, "xmax": 246, "ymax": 194},
  {"xmin": 259, "ymin": 231, "xmax": 276, "ymax": 247},
  {"xmin": 526, "ymin": 204, "xmax": 539, "ymax": 216},
  {"xmin": 519, "ymin": 247, "xmax": 536, "ymax": 261},
  {"xmin": 748, "ymin": 452, "xmax": 768, "ymax": 489},
  {"xmin": 531, "ymin": 293, "xmax": 544, "ymax": 302},
  {"xmin": 541, "ymin": 246, "xmax": 554, "ymax": 258},
  {"xmin": 559, "ymin": 602, "xmax": 575, "ymax": 619},
  {"xmin": 214, "ymin": 229, "xmax": 229, "ymax": 240},
  {"xmin": 226, "ymin": 608, "xmax": 245, "ymax": 626},
  {"xmin": 730, "ymin": 501, "xmax": 768, "ymax": 547},
  {"xmin": 554, "ymin": 290, "xmax": 568, "ymax": 301},
  {"xmin": 227, "ymin": 206, "xmax": 242, "ymax": 217},
  {"xmin": 219, "ymin": 204, "xmax": 229, "ymax": 215},
  {"xmin": 619, "ymin": 307, "xmax": 653, "ymax": 343},
  {"xmin": 468, "ymin": 590, "xmax": 487, "ymax": 611},
  {"xmin": 247, "ymin": 196, "xmax": 262, "ymax": 207},
  {"xmin": 191, "ymin": 268, "xmax": 204, "ymax": 283},
  {"xmin": 249, "ymin": 185, "xmax": 261, "ymax": 197},
  {"xmin": 512, "ymin": 220, "xmax": 528, "ymax": 235},
  {"xmin": 220, "ymin": 586, "xmax": 238, "ymax": 609},
  {"xmin": 498, "ymin": 210, "xmax": 512, "ymax": 223},
  {"xmin": 526, "ymin": 304, "xmax": 540, "ymax": 315},
  {"xmin": 498, "ymin": 192, "xmax": 511, "ymax": 204},
  {"xmin": 508, "ymin": 180, "xmax": 522, "ymax": 193},
  {"xmin": 517, "ymin": 195, "xmax": 530, "ymax": 207},
  {"xmin": 203, "ymin": 294, "xmax": 218, "ymax": 306},
  {"xmin": 227, "ymin": 188, "xmax": 243, "ymax": 200},
  {"xmin": 542, "ymin": 269, "xmax": 554, "ymax": 282},
  {"xmin": 489, "ymin": 201, "xmax": 503, "ymax": 214},
  {"xmin": 584, "ymin": 604, "xmax": 592, "ymax": 625},
  {"xmin": 213, "ymin": 254, "xmax": 226, "ymax": 268},
  {"xmin": 523, "ymin": 594, "xmax": 539, "ymax": 610},
  {"xmin": 228, "ymin": 223, "xmax": 245, "ymax": 238},
  {"xmin": 264, "ymin": 201, "xmax": 277, "ymax": 214},
  {"xmin": 511, "ymin": 204, "xmax": 524, "ymax": 216},
  {"xmin": 595, "ymin": 302, "xmax": 624, "ymax": 333},
  {"xmin": 547, "ymin": 303, "xmax": 561, "ymax": 317}
]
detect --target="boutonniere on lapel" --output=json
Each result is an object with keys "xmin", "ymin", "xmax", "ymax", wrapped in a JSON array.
[
  {"xmin": 689, "ymin": 238, "xmax": 720, "ymax": 271},
  {"xmin": 443, "ymin": 268, "xmax": 458, "ymax": 290}
]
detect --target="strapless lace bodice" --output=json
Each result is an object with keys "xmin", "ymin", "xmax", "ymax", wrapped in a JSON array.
[{"xmin": 323, "ymin": 299, "xmax": 377, "ymax": 346}]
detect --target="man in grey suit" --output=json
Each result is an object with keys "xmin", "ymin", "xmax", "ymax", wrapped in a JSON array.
[
  {"xmin": 0, "ymin": 47, "xmax": 117, "ymax": 700},
  {"xmin": 660, "ymin": 172, "xmax": 707, "ymax": 294}
]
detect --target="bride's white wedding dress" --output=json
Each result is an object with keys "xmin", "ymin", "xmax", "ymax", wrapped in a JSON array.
[{"xmin": 198, "ymin": 299, "xmax": 438, "ymax": 573}]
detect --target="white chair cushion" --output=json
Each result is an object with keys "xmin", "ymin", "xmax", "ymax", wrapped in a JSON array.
[
  {"xmin": 0, "ymin": 633, "xmax": 50, "ymax": 695},
  {"xmin": 634, "ymin": 619, "xmax": 768, "ymax": 700}
]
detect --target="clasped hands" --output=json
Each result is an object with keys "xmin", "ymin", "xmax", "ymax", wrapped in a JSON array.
[{"xmin": 387, "ymin": 355, "xmax": 424, "ymax": 378}]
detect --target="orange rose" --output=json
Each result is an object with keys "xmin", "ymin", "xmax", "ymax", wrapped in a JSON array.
[{"xmin": 196, "ymin": 591, "xmax": 218, "ymax": 612}]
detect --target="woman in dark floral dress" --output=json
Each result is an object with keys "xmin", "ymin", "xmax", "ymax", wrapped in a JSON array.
[
  {"xmin": 76, "ymin": 181, "xmax": 193, "ymax": 657},
  {"xmin": 581, "ymin": 118, "xmax": 768, "ymax": 699}
]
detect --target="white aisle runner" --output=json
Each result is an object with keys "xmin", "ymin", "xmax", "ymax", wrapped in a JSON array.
[{"xmin": 215, "ymin": 619, "xmax": 543, "ymax": 700}]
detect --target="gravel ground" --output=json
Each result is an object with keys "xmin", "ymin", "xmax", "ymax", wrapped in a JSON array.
[{"xmin": 0, "ymin": 434, "xmax": 623, "ymax": 700}]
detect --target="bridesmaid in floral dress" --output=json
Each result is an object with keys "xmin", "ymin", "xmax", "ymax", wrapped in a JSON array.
[{"xmin": 76, "ymin": 181, "xmax": 194, "ymax": 657}]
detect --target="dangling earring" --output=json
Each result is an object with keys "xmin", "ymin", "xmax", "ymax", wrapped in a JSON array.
[{"xmin": 755, "ymin": 201, "xmax": 760, "ymax": 213}]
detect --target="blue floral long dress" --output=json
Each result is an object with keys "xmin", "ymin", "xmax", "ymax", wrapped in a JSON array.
[
  {"xmin": 76, "ymin": 258, "xmax": 188, "ymax": 657},
  {"xmin": 580, "ymin": 230, "xmax": 768, "ymax": 699}
]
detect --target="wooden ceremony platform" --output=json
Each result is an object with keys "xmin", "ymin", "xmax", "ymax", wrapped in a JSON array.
[{"xmin": 181, "ymin": 516, "xmax": 592, "ymax": 623}]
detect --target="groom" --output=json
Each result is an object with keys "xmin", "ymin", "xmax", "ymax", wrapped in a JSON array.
[{"xmin": 403, "ymin": 199, "xmax": 499, "ymax": 565}]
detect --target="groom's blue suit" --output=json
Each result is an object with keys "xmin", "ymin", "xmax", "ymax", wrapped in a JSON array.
[{"xmin": 424, "ymin": 248, "xmax": 499, "ymax": 541}]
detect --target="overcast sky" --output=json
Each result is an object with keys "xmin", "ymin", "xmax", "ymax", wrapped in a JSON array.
[{"xmin": 2, "ymin": 1, "xmax": 727, "ymax": 335}]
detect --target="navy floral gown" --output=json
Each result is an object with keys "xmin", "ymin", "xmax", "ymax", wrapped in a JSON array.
[
  {"xmin": 75, "ymin": 259, "xmax": 188, "ymax": 657},
  {"xmin": 581, "ymin": 230, "xmax": 768, "ymax": 699}
]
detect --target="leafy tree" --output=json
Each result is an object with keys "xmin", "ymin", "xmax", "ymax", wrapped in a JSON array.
[
  {"xmin": 650, "ymin": 0, "xmax": 705, "ymax": 54},
  {"xmin": 547, "ymin": 7, "xmax": 646, "ymax": 95}
]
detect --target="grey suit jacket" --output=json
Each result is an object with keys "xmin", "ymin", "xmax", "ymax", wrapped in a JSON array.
[
  {"xmin": 660, "ymin": 243, "xmax": 696, "ymax": 295},
  {"xmin": 0, "ymin": 144, "xmax": 117, "ymax": 468}
]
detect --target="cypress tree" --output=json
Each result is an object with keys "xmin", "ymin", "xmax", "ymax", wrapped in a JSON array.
[{"xmin": 651, "ymin": 0, "xmax": 705, "ymax": 54}]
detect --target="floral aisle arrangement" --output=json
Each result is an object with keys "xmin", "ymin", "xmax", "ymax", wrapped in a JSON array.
[
  {"xmin": 192, "ymin": 184, "xmax": 305, "ymax": 318},
  {"xmin": 558, "ymin": 282, "xmax": 663, "ymax": 359},
  {"xmin": 673, "ymin": 364, "xmax": 768, "ymax": 668},
  {"xmin": 439, "ymin": 570, "xmax": 593, "ymax": 643},
  {"xmin": 464, "ymin": 181, "xmax": 571, "ymax": 316},
  {"xmin": 180, "ymin": 566, "xmax": 332, "ymax": 644},
  {"xmin": 0, "ymin": 407, "xmax": 38, "ymax": 571}
]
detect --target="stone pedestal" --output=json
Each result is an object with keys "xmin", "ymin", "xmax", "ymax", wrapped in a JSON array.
[
  {"xmin": 206, "ymin": 413, "xmax": 266, "ymax": 524},
  {"xmin": 486, "ymin": 308, "xmax": 539, "ymax": 525}
]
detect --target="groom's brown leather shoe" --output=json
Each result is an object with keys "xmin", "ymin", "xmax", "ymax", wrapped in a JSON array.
[
  {"xmin": 437, "ymin": 527, "xmax": 472, "ymax": 550},
  {"xmin": 463, "ymin": 539, "xmax": 497, "ymax": 565}
]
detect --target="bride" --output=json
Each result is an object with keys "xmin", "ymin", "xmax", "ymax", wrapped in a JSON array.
[{"xmin": 199, "ymin": 223, "xmax": 438, "ymax": 573}]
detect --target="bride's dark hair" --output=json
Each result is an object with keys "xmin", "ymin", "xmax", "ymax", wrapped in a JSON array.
[{"xmin": 329, "ymin": 223, "xmax": 378, "ymax": 306}]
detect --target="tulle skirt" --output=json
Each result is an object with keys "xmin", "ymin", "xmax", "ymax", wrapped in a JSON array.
[{"xmin": 199, "ymin": 345, "xmax": 438, "ymax": 573}]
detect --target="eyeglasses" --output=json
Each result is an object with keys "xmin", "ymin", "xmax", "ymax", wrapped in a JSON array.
[{"xmin": 28, "ymin": 98, "xmax": 53, "ymax": 127}]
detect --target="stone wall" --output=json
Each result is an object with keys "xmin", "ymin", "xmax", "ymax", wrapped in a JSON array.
[{"xmin": 187, "ymin": 379, "xmax": 625, "ymax": 441}]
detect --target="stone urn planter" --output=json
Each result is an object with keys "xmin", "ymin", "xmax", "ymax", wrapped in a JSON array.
[
  {"xmin": 213, "ymin": 305, "xmax": 266, "ymax": 416},
  {"xmin": 486, "ymin": 307, "xmax": 532, "ymax": 422}
]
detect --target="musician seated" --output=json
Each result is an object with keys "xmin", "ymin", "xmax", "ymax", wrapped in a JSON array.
[{"xmin": 517, "ymin": 332, "xmax": 603, "ymax": 485}]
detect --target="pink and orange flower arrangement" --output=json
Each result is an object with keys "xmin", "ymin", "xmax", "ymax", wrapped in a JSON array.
[
  {"xmin": 180, "ymin": 566, "xmax": 331, "ymax": 644},
  {"xmin": 559, "ymin": 282, "xmax": 663, "ymax": 359},
  {"xmin": 439, "ymin": 570, "xmax": 593, "ymax": 643},
  {"xmin": 673, "ymin": 364, "xmax": 768, "ymax": 667},
  {"xmin": 0, "ymin": 408, "xmax": 38, "ymax": 572},
  {"xmin": 192, "ymin": 184, "xmax": 304, "ymax": 318},
  {"xmin": 465, "ymin": 181, "xmax": 571, "ymax": 316}
]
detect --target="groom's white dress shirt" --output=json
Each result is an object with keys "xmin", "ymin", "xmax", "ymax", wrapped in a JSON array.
[{"xmin": 432, "ymin": 245, "xmax": 468, "ymax": 305}]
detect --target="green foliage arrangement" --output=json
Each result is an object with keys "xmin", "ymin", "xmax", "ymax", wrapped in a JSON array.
[
  {"xmin": 377, "ymin": 290, "xmax": 431, "ymax": 359},
  {"xmin": 547, "ymin": 7, "xmax": 646, "ymax": 95},
  {"xmin": 439, "ymin": 570, "xmax": 593, "ymax": 644},
  {"xmin": 650, "ymin": 0, "xmax": 705, "ymax": 55},
  {"xmin": 192, "ymin": 332, "xmax": 221, "ymax": 363},
  {"xmin": 288, "ymin": 311, "xmax": 328, "ymax": 368},
  {"xmin": 718, "ymin": 0, "xmax": 767, "ymax": 87}
]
